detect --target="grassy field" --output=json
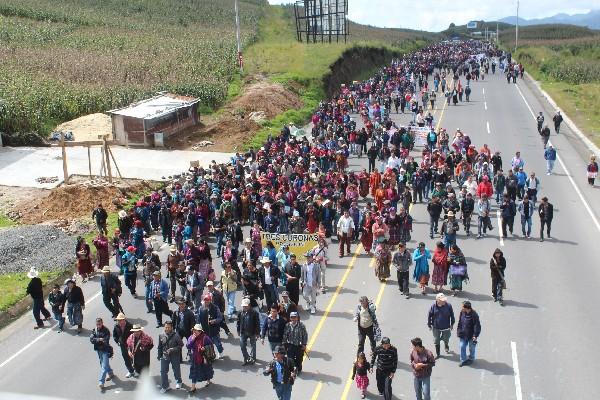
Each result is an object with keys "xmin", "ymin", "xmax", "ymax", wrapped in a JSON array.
[
  {"xmin": 243, "ymin": 5, "xmax": 432, "ymax": 148},
  {"xmin": 0, "ymin": 0, "xmax": 267, "ymax": 144},
  {"xmin": 499, "ymin": 25, "xmax": 600, "ymax": 146},
  {"xmin": 0, "ymin": 271, "xmax": 63, "ymax": 312},
  {"xmin": 0, "ymin": 214, "xmax": 14, "ymax": 228}
]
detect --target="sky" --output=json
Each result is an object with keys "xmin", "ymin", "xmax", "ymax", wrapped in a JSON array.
[{"xmin": 267, "ymin": 0, "xmax": 597, "ymax": 31}]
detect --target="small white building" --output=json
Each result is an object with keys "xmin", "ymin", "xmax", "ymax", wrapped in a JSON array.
[{"xmin": 108, "ymin": 93, "xmax": 200, "ymax": 147}]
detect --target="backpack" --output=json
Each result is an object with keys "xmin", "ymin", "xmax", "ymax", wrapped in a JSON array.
[{"xmin": 203, "ymin": 343, "xmax": 216, "ymax": 363}]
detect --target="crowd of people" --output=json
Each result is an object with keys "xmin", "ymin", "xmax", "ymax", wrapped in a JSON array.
[{"xmin": 23, "ymin": 37, "xmax": 588, "ymax": 400}]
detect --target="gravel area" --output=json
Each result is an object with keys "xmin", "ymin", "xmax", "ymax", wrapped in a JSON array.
[{"xmin": 0, "ymin": 226, "xmax": 76, "ymax": 274}]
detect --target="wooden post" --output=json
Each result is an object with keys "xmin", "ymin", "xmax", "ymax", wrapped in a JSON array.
[
  {"xmin": 87, "ymin": 144, "xmax": 92, "ymax": 179},
  {"xmin": 103, "ymin": 136, "xmax": 113, "ymax": 183},
  {"xmin": 60, "ymin": 131, "xmax": 69, "ymax": 184},
  {"xmin": 107, "ymin": 145, "xmax": 123, "ymax": 179}
]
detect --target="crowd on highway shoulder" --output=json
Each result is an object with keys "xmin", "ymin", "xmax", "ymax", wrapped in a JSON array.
[{"xmin": 23, "ymin": 39, "xmax": 580, "ymax": 400}]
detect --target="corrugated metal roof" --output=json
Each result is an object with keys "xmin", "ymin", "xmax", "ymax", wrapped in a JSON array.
[{"xmin": 108, "ymin": 93, "xmax": 199, "ymax": 120}]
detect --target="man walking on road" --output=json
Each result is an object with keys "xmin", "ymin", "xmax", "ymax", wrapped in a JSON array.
[
  {"xmin": 540, "ymin": 124, "xmax": 551, "ymax": 149},
  {"xmin": 410, "ymin": 337, "xmax": 436, "ymax": 400},
  {"xmin": 100, "ymin": 266, "xmax": 123, "ymax": 319},
  {"xmin": 536, "ymin": 111, "xmax": 544, "ymax": 133},
  {"xmin": 301, "ymin": 253, "xmax": 321, "ymax": 314},
  {"xmin": 553, "ymin": 110, "xmax": 563, "ymax": 134},
  {"xmin": 457, "ymin": 301, "xmax": 481, "ymax": 367},
  {"xmin": 237, "ymin": 298, "xmax": 260, "ymax": 366},
  {"xmin": 149, "ymin": 271, "xmax": 172, "ymax": 328},
  {"xmin": 371, "ymin": 337, "xmax": 398, "ymax": 399},
  {"xmin": 90, "ymin": 317, "xmax": 114, "ymax": 389},
  {"xmin": 544, "ymin": 145, "xmax": 557, "ymax": 175},
  {"xmin": 427, "ymin": 293, "xmax": 455, "ymax": 358},
  {"xmin": 539, "ymin": 197, "xmax": 554, "ymax": 242},
  {"xmin": 518, "ymin": 196, "xmax": 535, "ymax": 238},
  {"xmin": 113, "ymin": 313, "xmax": 136, "ymax": 378},
  {"xmin": 353, "ymin": 296, "xmax": 379, "ymax": 356},
  {"xmin": 26, "ymin": 267, "xmax": 51, "ymax": 329},
  {"xmin": 392, "ymin": 242, "xmax": 412, "ymax": 298},
  {"xmin": 92, "ymin": 203, "xmax": 108, "ymax": 235},
  {"xmin": 500, "ymin": 194, "xmax": 516, "ymax": 237},
  {"xmin": 263, "ymin": 346, "xmax": 297, "ymax": 400},
  {"xmin": 157, "ymin": 321, "xmax": 184, "ymax": 393},
  {"xmin": 283, "ymin": 311, "xmax": 308, "ymax": 374},
  {"xmin": 337, "ymin": 210, "xmax": 355, "ymax": 257}
]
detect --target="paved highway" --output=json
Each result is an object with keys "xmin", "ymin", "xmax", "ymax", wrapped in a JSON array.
[{"xmin": 1, "ymin": 66, "xmax": 599, "ymax": 400}]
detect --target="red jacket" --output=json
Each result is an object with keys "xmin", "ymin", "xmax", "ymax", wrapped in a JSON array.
[{"xmin": 476, "ymin": 180, "xmax": 493, "ymax": 198}]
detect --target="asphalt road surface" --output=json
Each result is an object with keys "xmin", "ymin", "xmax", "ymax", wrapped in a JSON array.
[{"xmin": 1, "ymin": 66, "xmax": 600, "ymax": 400}]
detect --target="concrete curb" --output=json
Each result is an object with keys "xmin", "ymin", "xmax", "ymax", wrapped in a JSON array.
[{"xmin": 524, "ymin": 71, "xmax": 600, "ymax": 158}]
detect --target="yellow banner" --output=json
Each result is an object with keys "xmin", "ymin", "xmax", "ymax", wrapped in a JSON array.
[{"xmin": 260, "ymin": 233, "xmax": 319, "ymax": 263}]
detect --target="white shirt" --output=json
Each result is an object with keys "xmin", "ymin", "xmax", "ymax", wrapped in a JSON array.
[
  {"xmin": 264, "ymin": 265, "xmax": 272, "ymax": 285},
  {"xmin": 337, "ymin": 216, "xmax": 355, "ymax": 233}
]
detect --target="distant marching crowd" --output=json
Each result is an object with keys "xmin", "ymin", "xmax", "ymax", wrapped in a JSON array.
[{"xmin": 23, "ymin": 38, "xmax": 599, "ymax": 400}]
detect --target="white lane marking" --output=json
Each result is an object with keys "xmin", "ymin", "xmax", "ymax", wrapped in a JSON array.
[
  {"xmin": 487, "ymin": 121, "xmax": 491, "ymax": 134},
  {"xmin": 516, "ymin": 84, "xmax": 600, "ymax": 233},
  {"xmin": 0, "ymin": 288, "xmax": 103, "ymax": 369},
  {"xmin": 484, "ymin": 101, "xmax": 487, "ymax": 110},
  {"xmin": 515, "ymin": 84, "xmax": 535, "ymax": 118},
  {"xmin": 496, "ymin": 210, "xmax": 504, "ymax": 246},
  {"xmin": 511, "ymin": 341, "xmax": 523, "ymax": 400},
  {"xmin": 483, "ymin": 87, "xmax": 485, "ymax": 95}
]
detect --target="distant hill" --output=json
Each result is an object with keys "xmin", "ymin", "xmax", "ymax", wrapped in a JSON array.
[{"xmin": 498, "ymin": 10, "xmax": 600, "ymax": 29}]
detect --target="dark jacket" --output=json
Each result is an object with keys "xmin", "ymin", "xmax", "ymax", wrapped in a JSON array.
[
  {"xmin": 101, "ymin": 273, "xmax": 122, "ymax": 297},
  {"xmin": 490, "ymin": 253, "xmax": 506, "ymax": 280},
  {"xmin": 261, "ymin": 315, "xmax": 287, "ymax": 343},
  {"xmin": 113, "ymin": 321, "xmax": 133, "ymax": 348},
  {"xmin": 427, "ymin": 302, "xmax": 455, "ymax": 330},
  {"xmin": 207, "ymin": 289, "xmax": 226, "ymax": 313},
  {"xmin": 92, "ymin": 207, "xmax": 108, "ymax": 224},
  {"xmin": 196, "ymin": 303, "xmax": 222, "ymax": 337},
  {"xmin": 500, "ymin": 199, "xmax": 517, "ymax": 218},
  {"xmin": 90, "ymin": 325, "xmax": 111, "ymax": 352},
  {"xmin": 64, "ymin": 285, "xmax": 85, "ymax": 304},
  {"xmin": 26, "ymin": 277, "xmax": 44, "ymax": 300},
  {"xmin": 259, "ymin": 264, "xmax": 281, "ymax": 287},
  {"xmin": 158, "ymin": 331, "xmax": 184, "ymax": 360},
  {"xmin": 173, "ymin": 308, "xmax": 195, "ymax": 338},
  {"xmin": 427, "ymin": 201, "xmax": 443, "ymax": 219},
  {"xmin": 538, "ymin": 202, "xmax": 554, "ymax": 222},
  {"xmin": 237, "ymin": 308, "xmax": 260, "ymax": 336},
  {"xmin": 371, "ymin": 345, "xmax": 398, "ymax": 372},
  {"xmin": 48, "ymin": 291, "xmax": 65, "ymax": 313},
  {"xmin": 457, "ymin": 309, "xmax": 481, "ymax": 339},
  {"xmin": 264, "ymin": 356, "xmax": 296, "ymax": 385}
]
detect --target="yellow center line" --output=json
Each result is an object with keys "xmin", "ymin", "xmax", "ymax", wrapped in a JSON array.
[
  {"xmin": 307, "ymin": 244, "xmax": 363, "ymax": 398},
  {"xmin": 306, "ymin": 243, "xmax": 363, "ymax": 354},
  {"xmin": 311, "ymin": 382, "xmax": 323, "ymax": 400}
]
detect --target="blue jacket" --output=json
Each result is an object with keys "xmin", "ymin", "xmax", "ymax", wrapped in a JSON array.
[
  {"xmin": 148, "ymin": 278, "xmax": 169, "ymax": 302},
  {"xmin": 412, "ymin": 248, "xmax": 431, "ymax": 282},
  {"xmin": 428, "ymin": 302, "xmax": 455, "ymax": 330},
  {"xmin": 516, "ymin": 171, "xmax": 527, "ymax": 186},
  {"xmin": 544, "ymin": 148, "xmax": 556, "ymax": 161}
]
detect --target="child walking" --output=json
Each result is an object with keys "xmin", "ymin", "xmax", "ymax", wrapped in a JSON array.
[
  {"xmin": 48, "ymin": 284, "xmax": 65, "ymax": 332},
  {"xmin": 351, "ymin": 352, "xmax": 372, "ymax": 399}
]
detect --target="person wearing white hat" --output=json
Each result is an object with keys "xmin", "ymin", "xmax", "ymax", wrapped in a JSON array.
[
  {"xmin": 113, "ymin": 313, "xmax": 136, "ymax": 378},
  {"xmin": 427, "ymin": 293, "xmax": 455, "ymax": 358},
  {"xmin": 126, "ymin": 324, "xmax": 154, "ymax": 374},
  {"xmin": 237, "ymin": 297, "xmax": 260, "ymax": 365},
  {"xmin": 26, "ymin": 267, "xmax": 51, "ymax": 329},
  {"xmin": 186, "ymin": 325, "xmax": 215, "ymax": 392}
]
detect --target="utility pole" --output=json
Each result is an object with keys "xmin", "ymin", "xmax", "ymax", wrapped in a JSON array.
[
  {"xmin": 515, "ymin": 0, "xmax": 519, "ymax": 52},
  {"xmin": 497, "ymin": 22, "xmax": 499, "ymax": 44},
  {"xmin": 234, "ymin": 0, "xmax": 243, "ymax": 74},
  {"xmin": 60, "ymin": 131, "xmax": 69, "ymax": 184}
]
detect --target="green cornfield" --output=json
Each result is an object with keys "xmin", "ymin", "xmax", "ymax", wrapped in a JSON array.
[{"xmin": 0, "ymin": 0, "xmax": 267, "ymax": 144}]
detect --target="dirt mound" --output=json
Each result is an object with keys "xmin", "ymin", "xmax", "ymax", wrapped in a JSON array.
[
  {"xmin": 229, "ymin": 81, "xmax": 303, "ymax": 119},
  {"xmin": 165, "ymin": 79, "xmax": 302, "ymax": 152},
  {"xmin": 55, "ymin": 113, "xmax": 112, "ymax": 142},
  {"xmin": 16, "ymin": 180, "xmax": 153, "ymax": 225}
]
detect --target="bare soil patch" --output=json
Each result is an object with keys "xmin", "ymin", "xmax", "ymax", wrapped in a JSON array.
[
  {"xmin": 54, "ymin": 113, "xmax": 112, "ymax": 142},
  {"xmin": 165, "ymin": 78, "xmax": 303, "ymax": 152}
]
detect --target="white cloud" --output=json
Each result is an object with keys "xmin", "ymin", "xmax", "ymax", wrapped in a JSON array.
[{"xmin": 266, "ymin": 0, "xmax": 596, "ymax": 31}]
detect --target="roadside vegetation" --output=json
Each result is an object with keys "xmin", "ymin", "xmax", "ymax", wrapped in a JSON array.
[
  {"xmin": 0, "ymin": 0, "xmax": 267, "ymax": 145},
  {"xmin": 0, "ymin": 271, "xmax": 63, "ymax": 312},
  {"xmin": 500, "ymin": 25, "xmax": 600, "ymax": 146}
]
